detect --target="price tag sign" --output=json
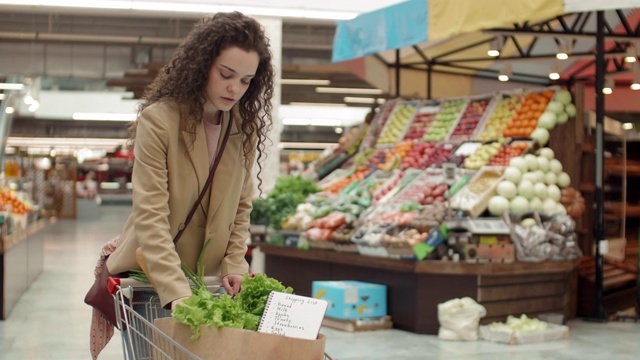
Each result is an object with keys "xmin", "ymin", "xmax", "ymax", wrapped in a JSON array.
[{"xmin": 442, "ymin": 163, "xmax": 457, "ymax": 186}]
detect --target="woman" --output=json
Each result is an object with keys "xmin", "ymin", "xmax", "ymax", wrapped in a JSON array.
[{"xmin": 112, "ymin": 11, "xmax": 273, "ymax": 304}]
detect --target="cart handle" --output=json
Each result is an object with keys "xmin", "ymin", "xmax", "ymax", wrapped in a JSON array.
[{"xmin": 107, "ymin": 276, "xmax": 121, "ymax": 295}]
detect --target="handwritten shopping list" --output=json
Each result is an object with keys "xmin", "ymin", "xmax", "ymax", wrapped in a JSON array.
[{"xmin": 257, "ymin": 292, "xmax": 328, "ymax": 340}]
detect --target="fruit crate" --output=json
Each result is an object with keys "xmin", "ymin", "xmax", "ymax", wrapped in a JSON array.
[
  {"xmin": 475, "ymin": 91, "xmax": 526, "ymax": 142},
  {"xmin": 449, "ymin": 166, "xmax": 506, "ymax": 217},
  {"xmin": 501, "ymin": 87, "xmax": 557, "ymax": 138},
  {"xmin": 387, "ymin": 168, "xmax": 448, "ymax": 207},
  {"xmin": 359, "ymin": 99, "xmax": 399, "ymax": 151},
  {"xmin": 402, "ymin": 102, "xmax": 441, "ymax": 142},
  {"xmin": 375, "ymin": 100, "xmax": 420, "ymax": 147},
  {"xmin": 423, "ymin": 97, "xmax": 469, "ymax": 142},
  {"xmin": 448, "ymin": 95, "xmax": 498, "ymax": 143}
]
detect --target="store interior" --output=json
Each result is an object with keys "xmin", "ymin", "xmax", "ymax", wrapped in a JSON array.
[{"xmin": 1, "ymin": 0, "xmax": 640, "ymax": 359}]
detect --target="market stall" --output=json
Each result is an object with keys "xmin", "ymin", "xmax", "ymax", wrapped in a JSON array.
[{"xmin": 254, "ymin": 1, "xmax": 637, "ymax": 331}]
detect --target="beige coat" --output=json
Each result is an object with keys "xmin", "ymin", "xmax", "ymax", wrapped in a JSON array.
[{"xmin": 106, "ymin": 100, "xmax": 252, "ymax": 307}]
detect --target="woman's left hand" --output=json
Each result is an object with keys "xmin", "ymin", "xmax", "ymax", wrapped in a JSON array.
[{"xmin": 222, "ymin": 273, "xmax": 243, "ymax": 296}]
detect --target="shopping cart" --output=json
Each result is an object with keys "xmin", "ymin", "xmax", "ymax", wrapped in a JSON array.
[
  {"xmin": 107, "ymin": 277, "xmax": 335, "ymax": 360},
  {"xmin": 108, "ymin": 276, "xmax": 224, "ymax": 359}
]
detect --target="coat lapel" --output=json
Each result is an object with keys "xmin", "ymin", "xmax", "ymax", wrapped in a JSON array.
[
  {"xmin": 207, "ymin": 110, "xmax": 241, "ymax": 223},
  {"xmin": 181, "ymin": 121, "xmax": 209, "ymax": 193}
]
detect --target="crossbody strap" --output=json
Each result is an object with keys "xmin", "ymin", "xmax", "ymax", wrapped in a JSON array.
[{"xmin": 173, "ymin": 115, "xmax": 233, "ymax": 245}]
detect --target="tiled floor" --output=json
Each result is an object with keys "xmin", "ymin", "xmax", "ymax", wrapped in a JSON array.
[{"xmin": 1, "ymin": 205, "xmax": 639, "ymax": 360}]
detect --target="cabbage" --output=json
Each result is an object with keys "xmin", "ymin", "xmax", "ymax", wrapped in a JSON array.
[
  {"xmin": 531, "ymin": 128, "xmax": 550, "ymax": 146},
  {"xmin": 565, "ymin": 103, "xmax": 577, "ymax": 117},
  {"xmin": 555, "ymin": 90, "xmax": 572, "ymax": 105},
  {"xmin": 538, "ymin": 111, "xmax": 557, "ymax": 130},
  {"xmin": 489, "ymin": 196, "xmax": 510, "ymax": 216},
  {"xmin": 546, "ymin": 101, "xmax": 564, "ymax": 115}
]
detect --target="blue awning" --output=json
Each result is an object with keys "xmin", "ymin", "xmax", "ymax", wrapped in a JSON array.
[{"xmin": 332, "ymin": 0, "xmax": 428, "ymax": 63}]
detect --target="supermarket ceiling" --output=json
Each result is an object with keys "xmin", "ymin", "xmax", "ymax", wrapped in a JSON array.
[{"xmin": 0, "ymin": 2, "xmax": 402, "ymax": 108}]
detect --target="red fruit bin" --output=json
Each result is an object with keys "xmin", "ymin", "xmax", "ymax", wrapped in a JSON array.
[
  {"xmin": 448, "ymin": 96, "xmax": 496, "ymax": 142},
  {"xmin": 487, "ymin": 140, "xmax": 534, "ymax": 166},
  {"xmin": 403, "ymin": 104, "xmax": 440, "ymax": 141}
]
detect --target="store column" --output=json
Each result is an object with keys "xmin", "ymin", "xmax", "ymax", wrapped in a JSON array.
[{"xmin": 254, "ymin": 17, "xmax": 282, "ymax": 195}]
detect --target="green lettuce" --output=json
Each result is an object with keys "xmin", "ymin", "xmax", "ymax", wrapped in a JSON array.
[{"xmin": 172, "ymin": 273, "xmax": 293, "ymax": 339}]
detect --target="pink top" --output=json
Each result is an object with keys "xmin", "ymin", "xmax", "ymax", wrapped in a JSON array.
[{"xmin": 203, "ymin": 118, "xmax": 222, "ymax": 165}]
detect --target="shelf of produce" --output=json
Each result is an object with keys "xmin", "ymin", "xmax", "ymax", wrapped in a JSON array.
[
  {"xmin": 604, "ymin": 202, "xmax": 640, "ymax": 218},
  {"xmin": 448, "ymin": 96, "xmax": 496, "ymax": 143},
  {"xmin": 261, "ymin": 244, "xmax": 578, "ymax": 335},
  {"xmin": 375, "ymin": 101, "xmax": 420, "ymax": 147}
]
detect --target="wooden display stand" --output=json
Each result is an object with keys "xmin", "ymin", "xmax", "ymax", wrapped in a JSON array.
[{"xmin": 261, "ymin": 244, "xmax": 578, "ymax": 335}]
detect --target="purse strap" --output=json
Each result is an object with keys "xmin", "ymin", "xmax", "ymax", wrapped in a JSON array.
[{"xmin": 173, "ymin": 115, "xmax": 233, "ymax": 245}]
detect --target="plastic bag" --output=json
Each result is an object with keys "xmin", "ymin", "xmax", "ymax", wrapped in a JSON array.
[
  {"xmin": 437, "ymin": 297, "xmax": 487, "ymax": 341},
  {"xmin": 503, "ymin": 212, "xmax": 582, "ymax": 262}
]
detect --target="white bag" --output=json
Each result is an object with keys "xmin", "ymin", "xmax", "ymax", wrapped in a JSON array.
[{"xmin": 437, "ymin": 297, "xmax": 487, "ymax": 341}]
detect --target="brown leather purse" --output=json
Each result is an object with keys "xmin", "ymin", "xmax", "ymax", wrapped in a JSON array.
[{"xmin": 84, "ymin": 118, "xmax": 232, "ymax": 328}]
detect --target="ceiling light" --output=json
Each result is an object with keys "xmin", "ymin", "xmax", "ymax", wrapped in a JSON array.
[
  {"xmin": 498, "ymin": 63, "xmax": 511, "ymax": 82},
  {"xmin": 281, "ymin": 79, "xmax": 331, "ymax": 86},
  {"xmin": 631, "ymin": 64, "xmax": 640, "ymax": 90},
  {"xmin": 549, "ymin": 64, "xmax": 561, "ymax": 80},
  {"xmin": 0, "ymin": 83, "xmax": 24, "ymax": 90},
  {"xmin": 0, "ymin": 1, "xmax": 357, "ymax": 20},
  {"xmin": 316, "ymin": 87, "xmax": 384, "ymax": 95},
  {"xmin": 623, "ymin": 122, "xmax": 634, "ymax": 130},
  {"xmin": 625, "ymin": 45, "xmax": 637, "ymax": 63},
  {"xmin": 487, "ymin": 37, "xmax": 503, "ymax": 57},
  {"xmin": 603, "ymin": 77, "xmax": 614, "ymax": 94},
  {"xmin": 344, "ymin": 97, "xmax": 376, "ymax": 104},
  {"xmin": 0, "ymin": 94, "xmax": 5, "ymax": 100},
  {"xmin": 5, "ymin": 106, "xmax": 14, "ymax": 114},
  {"xmin": 556, "ymin": 39, "xmax": 571, "ymax": 60},
  {"xmin": 335, "ymin": 127, "xmax": 344, "ymax": 134},
  {"xmin": 377, "ymin": 98, "xmax": 387, "ymax": 104},
  {"xmin": 72, "ymin": 112, "xmax": 136, "ymax": 121}
]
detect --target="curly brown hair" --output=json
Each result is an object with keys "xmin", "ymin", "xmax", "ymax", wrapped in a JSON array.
[{"xmin": 129, "ymin": 11, "xmax": 274, "ymax": 191}]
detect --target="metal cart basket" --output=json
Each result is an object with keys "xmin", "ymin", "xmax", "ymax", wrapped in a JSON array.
[{"xmin": 109, "ymin": 277, "xmax": 334, "ymax": 360}]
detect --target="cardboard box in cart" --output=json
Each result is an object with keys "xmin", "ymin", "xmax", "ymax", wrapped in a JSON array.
[
  {"xmin": 312, "ymin": 281, "xmax": 387, "ymax": 320},
  {"xmin": 154, "ymin": 318, "xmax": 326, "ymax": 360}
]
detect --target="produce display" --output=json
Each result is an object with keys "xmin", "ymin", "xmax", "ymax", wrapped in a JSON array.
[
  {"xmin": 423, "ymin": 99, "xmax": 467, "ymax": 142},
  {"xmin": 0, "ymin": 189, "xmax": 32, "ymax": 214},
  {"xmin": 359, "ymin": 99, "xmax": 398, "ymax": 150},
  {"xmin": 488, "ymin": 147, "xmax": 572, "ymax": 217},
  {"xmin": 403, "ymin": 105, "xmax": 439, "ymax": 141},
  {"xmin": 266, "ymin": 86, "xmax": 583, "ymax": 264},
  {"xmin": 401, "ymin": 142, "xmax": 437, "ymax": 170},
  {"xmin": 421, "ymin": 143, "xmax": 457, "ymax": 168},
  {"xmin": 502, "ymin": 90, "xmax": 554, "ymax": 138},
  {"xmin": 449, "ymin": 97, "xmax": 493, "ymax": 142},
  {"xmin": 376, "ymin": 102, "xmax": 419, "ymax": 145},
  {"xmin": 376, "ymin": 141, "xmax": 414, "ymax": 172},
  {"xmin": 390, "ymin": 169, "xmax": 447, "ymax": 206},
  {"xmin": 463, "ymin": 142, "xmax": 502, "ymax": 170},
  {"xmin": 487, "ymin": 141, "xmax": 532, "ymax": 166},
  {"xmin": 477, "ymin": 95, "xmax": 523, "ymax": 141}
]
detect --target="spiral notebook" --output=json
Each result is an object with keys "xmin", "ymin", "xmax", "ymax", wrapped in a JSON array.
[{"xmin": 257, "ymin": 291, "xmax": 328, "ymax": 340}]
